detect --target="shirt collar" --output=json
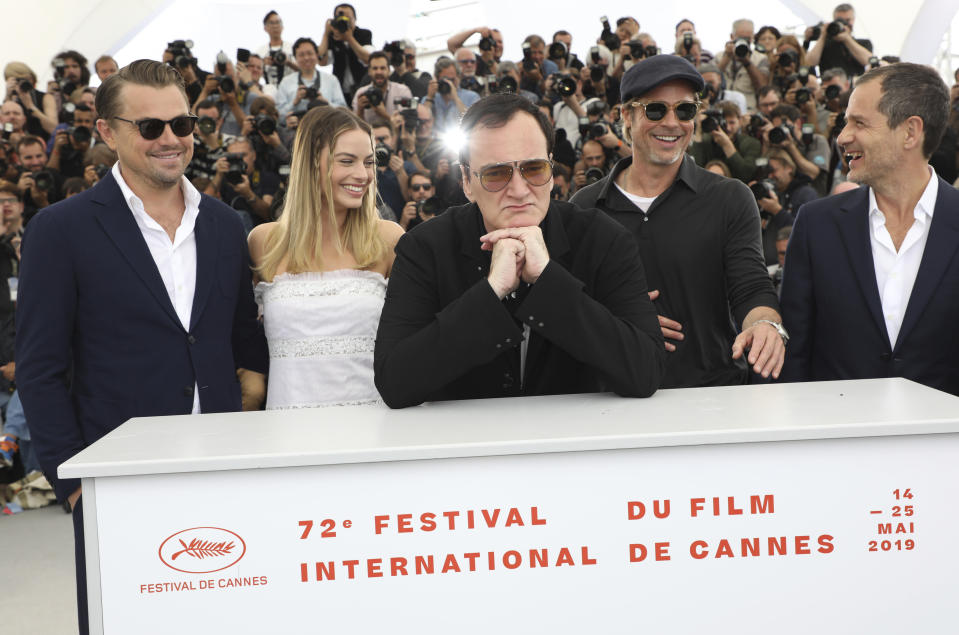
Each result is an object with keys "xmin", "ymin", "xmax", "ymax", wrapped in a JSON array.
[
  {"xmin": 595, "ymin": 153, "xmax": 702, "ymax": 204},
  {"xmin": 112, "ymin": 162, "xmax": 201, "ymax": 225},
  {"xmin": 867, "ymin": 165, "xmax": 937, "ymax": 226}
]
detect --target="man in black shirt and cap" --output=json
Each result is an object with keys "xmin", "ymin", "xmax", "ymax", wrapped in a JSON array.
[{"xmin": 571, "ymin": 55, "xmax": 785, "ymax": 387}]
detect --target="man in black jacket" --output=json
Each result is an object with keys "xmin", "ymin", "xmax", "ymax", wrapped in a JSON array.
[
  {"xmin": 571, "ymin": 55, "xmax": 784, "ymax": 387},
  {"xmin": 375, "ymin": 93, "xmax": 664, "ymax": 408}
]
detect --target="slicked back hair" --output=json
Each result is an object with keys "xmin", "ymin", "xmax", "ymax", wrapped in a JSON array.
[
  {"xmin": 856, "ymin": 63, "xmax": 949, "ymax": 158},
  {"xmin": 95, "ymin": 59, "xmax": 189, "ymax": 125}
]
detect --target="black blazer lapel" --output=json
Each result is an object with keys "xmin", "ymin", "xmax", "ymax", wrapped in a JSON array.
[
  {"xmin": 835, "ymin": 189, "xmax": 889, "ymax": 346},
  {"xmin": 92, "ymin": 172, "xmax": 183, "ymax": 330},
  {"xmin": 189, "ymin": 199, "xmax": 218, "ymax": 331},
  {"xmin": 895, "ymin": 177, "xmax": 959, "ymax": 352}
]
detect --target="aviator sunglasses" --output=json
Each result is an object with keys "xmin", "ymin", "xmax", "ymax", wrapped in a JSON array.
[
  {"xmin": 113, "ymin": 115, "xmax": 198, "ymax": 140},
  {"xmin": 630, "ymin": 100, "xmax": 701, "ymax": 122},
  {"xmin": 469, "ymin": 158, "xmax": 553, "ymax": 193}
]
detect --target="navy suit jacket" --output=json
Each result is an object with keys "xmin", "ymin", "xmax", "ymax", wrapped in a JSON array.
[
  {"xmin": 16, "ymin": 171, "xmax": 268, "ymax": 500},
  {"xmin": 780, "ymin": 177, "xmax": 959, "ymax": 395}
]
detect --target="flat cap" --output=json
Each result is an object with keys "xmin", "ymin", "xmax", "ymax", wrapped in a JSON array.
[{"xmin": 620, "ymin": 55, "xmax": 705, "ymax": 102}]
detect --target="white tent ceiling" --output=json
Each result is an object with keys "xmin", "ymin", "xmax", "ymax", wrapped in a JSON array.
[{"xmin": 8, "ymin": 0, "xmax": 959, "ymax": 87}]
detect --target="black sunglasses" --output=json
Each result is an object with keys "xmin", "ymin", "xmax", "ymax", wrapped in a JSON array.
[
  {"xmin": 469, "ymin": 158, "xmax": 553, "ymax": 193},
  {"xmin": 113, "ymin": 115, "xmax": 198, "ymax": 140},
  {"xmin": 410, "ymin": 183, "xmax": 432, "ymax": 191},
  {"xmin": 631, "ymin": 101, "xmax": 701, "ymax": 122}
]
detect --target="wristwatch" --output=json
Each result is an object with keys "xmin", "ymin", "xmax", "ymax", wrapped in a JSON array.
[{"xmin": 752, "ymin": 319, "xmax": 789, "ymax": 345}]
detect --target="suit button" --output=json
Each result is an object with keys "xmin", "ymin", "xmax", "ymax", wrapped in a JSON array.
[
  {"xmin": 183, "ymin": 386, "xmax": 194, "ymax": 397},
  {"xmin": 188, "ymin": 335, "xmax": 196, "ymax": 344},
  {"xmin": 880, "ymin": 353, "xmax": 891, "ymax": 362}
]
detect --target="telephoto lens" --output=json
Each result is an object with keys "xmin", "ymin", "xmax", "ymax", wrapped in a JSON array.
[{"xmin": 255, "ymin": 114, "xmax": 277, "ymax": 136}]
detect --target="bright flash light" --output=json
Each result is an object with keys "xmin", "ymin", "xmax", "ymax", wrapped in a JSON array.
[{"xmin": 440, "ymin": 128, "xmax": 467, "ymax": 155}]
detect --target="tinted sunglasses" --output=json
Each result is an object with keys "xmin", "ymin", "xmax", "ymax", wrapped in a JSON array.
[
  {"xmin": 470, "ymin": 158, "xmax": 553, "ymax": 192},
  {"xmin": 113, "ymin": 115, "xmax": 198, "ymax": 140},
  {"xmin": 631, "ymin": 101, "xmax": 701, "ymax": 122},
  {"xmin": 410, "ymin": 183, "xmax": 432, "ymax": 191}
]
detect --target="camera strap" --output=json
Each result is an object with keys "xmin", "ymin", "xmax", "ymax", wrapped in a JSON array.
[{"xmin": 298, "ymin": 72, "xmax": 321, "ymax": 92}]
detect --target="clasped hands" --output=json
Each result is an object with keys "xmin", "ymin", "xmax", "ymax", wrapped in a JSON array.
[{"xmin": 481, "ymin": 226, "xmax": 549, "ymax": 300}]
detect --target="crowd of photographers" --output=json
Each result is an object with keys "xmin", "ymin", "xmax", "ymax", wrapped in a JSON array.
[{"xmin": 0, "ymin": 5, "xmax": 957, "ymax": 337}]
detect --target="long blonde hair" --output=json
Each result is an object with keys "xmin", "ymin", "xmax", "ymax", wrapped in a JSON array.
[{"xmin": 257, "ymin": 106, "xmax": 386, "ymax": 281}]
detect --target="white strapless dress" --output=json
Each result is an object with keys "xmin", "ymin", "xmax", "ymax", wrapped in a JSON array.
[{"xmin": 254, "ymin": 269, "xmax": 387, "ymax": 409}]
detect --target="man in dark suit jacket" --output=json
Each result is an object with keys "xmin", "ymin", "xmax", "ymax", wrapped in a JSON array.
[
  {"xmin": 15, "ymin": 60, "xmax": 267, "ymax": 635},
  {"xmin": 375, "ymin": 93, "xmax": 664, "ymax": 408},
  {"xmin": 780, "ymin": 62, "xmax": 958, "ymax": 395}
]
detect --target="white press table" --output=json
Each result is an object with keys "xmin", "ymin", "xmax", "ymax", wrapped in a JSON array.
[{"xmin": 61, "ymin": 378, "xmax": 959, "ymax": 634}]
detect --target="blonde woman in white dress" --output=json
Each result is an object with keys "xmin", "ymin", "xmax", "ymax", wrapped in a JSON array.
[{"xmin": 248, "ymin": 106, "xmax": 403, "ymax": 409}]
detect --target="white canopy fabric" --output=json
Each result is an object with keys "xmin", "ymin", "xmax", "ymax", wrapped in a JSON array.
[{"xmin": 8, "ymin": 0, "xmax": 957, "ymax": 86}]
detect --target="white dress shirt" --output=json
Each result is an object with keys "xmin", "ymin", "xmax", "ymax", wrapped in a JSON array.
[
  {"xmin": 275, "ymin": 67, "xmax": 347, "ymax": 118},
  {"xmin": 112, "ymin": 162, "xmax": 202, "ymax": 413},
  {"xmin": 868, "ymin": 166, "xmax": 938, "ymax": 349}
]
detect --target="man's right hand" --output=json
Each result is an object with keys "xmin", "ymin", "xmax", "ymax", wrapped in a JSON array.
[
  {"xmin": 294, "ymin": 86, "xmax": 308, "ymax": 105},
  {"xmin": 487, "ymin": 237, "xmax": 525, "ymax": 299},
  {"xmin": 648, "ymin": 289, "xmax": 683, "ymax": 352},
  {"xmin": 400, "ymin": 201, "xmax": 417, "ymax": 229},
  {"xmin": 16, "ymin": 172, "xmax": 34, "ymax": 195}
]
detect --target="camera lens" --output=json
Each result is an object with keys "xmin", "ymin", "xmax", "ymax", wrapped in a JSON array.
[
  {"xmin": 374, "ymin": 143, "xmax": 391, "ymax": 168},
  {"xmin": 701, "ymin": 116, "xmax": 718, "ymax": 134},
  {"xmin": 255, "ymin": 114, "xmax": 277, "ymax": 136},
  {"xmin": 18, "ymin": 80, "xmax": 31, "ymax": 93},
  {"xmin": 273, "ymin": 51, "xmax": 287, "ymax": 65},
  {"xmin": 198, "ymin": 116, "xmax": 217, "ymax": 135},
  {"xmin": 769, "ymin": 127, "xmax": 787, "ymax": 144},
  {"xmin": 498, "ymin": 76, "xmax": 517, "ymax": 94},
  {"xmin": 825, "ymin": 84, "xmax": 841, "ymax": 100},
  {"xmin": 33, "ymin": 171, "xmax": 53, "ymax": 192},
  {"xmin": 367, "ymin": 89, "xmax": 383, "ymax": 107},
  {"xmin": 826, "ymin": 20, "xmax": 843, "ymax": 38},
  {"xmin": 795, "ymin": 88, "xmax": 811, "ymax": 105},
  {"xmin": 219, "ymin": 77, "xmax": 235, "ymax": 93},
  {"xmin": 557, "ymin": 76, "xmax": 576, "ymax": 97},
  {"xmin": 70, "ymin": 126, "xmax": 92, "ymax": 144},
  {"xmin": 437, "ymin": 80, "xmax": 451, "ymax": 96},
  {"xmin": 479, "ymin": 36, "xmax": 494, "ymax": 52},
  {"xmin": 589, "ymin": 66, "xmax": 605, "ymax": 83},
  {"xmin": 734, "ymin": 39, "xmax": 750, "ymax": 58},
  {"xmin": 548, "ymin": 42, "xmax": 566, "ymax": 60},
  {"xmin": 584, "ymin": 167, "xmax": 605, "ymax": 184}
]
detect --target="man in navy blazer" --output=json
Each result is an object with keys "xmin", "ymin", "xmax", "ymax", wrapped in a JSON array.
[
  {"xmin": 780, "ymin": 63, "xmax": 959, "ymax": 395},
  {"xmin": 15, "ymin": 60, "xmax": 267, "ymax": 634}
]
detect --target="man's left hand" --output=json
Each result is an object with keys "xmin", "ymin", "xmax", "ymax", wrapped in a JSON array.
[
  {"xmin": 235, "ymin": 175, "xmax": 254, "ymax": 198},
  {"xmin": 731, "ymin": 321, "xmax": 785, "ymax": 379},
  {"xmin": 480, "ymin": 226, "xmax": 549, "ymax": 284}
]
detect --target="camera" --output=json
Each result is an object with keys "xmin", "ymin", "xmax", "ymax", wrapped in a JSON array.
[
  {"xmin": 808, "ymin": 24, "xmax": 822, "ymax": 41},
  {"xmin": 734, "ymin": 38, "xmax": 751, "ymax": 59},
  {"xmin": 548, "ymin": 41, "xmax": 567, "ymax": 61},
  {"xmin": 750, "ymin": 179, "xmax": 776, "ymax": 203},
  {"xmin": 498, "ymin": 75, "xmax": 517, "ymax": 94},
  {"xmin": 797, "ymin": 66, "xmax": 810, "ymax": 85},
  {"xmin": 237, "ymin": 48, "xmax": 251, "ymax": 64},
  {"xmin": 584, "ymin": 166, "xmax": 605, "ymax": 185},
  {"xmin": 437, "ymin": 79, "xmax": 452, "ymax": 96},
  {"xmin": 374, "ymin": 142, "xmax": 391, "ymax": 168},
  {"xmin": 683, "ymin": 32, "xmax": 694, "ymax": 52},
  {"xmin": 824, "ymin": 84, "xmax": 841, "ymax": 101},
  {"xmin": 626, "ymin": 42, "xmax": 645, "ymax": 61},
  {"xmin": 588, "ymin": 122, "xmax": 609, "ymax": 140},
  {"xmin": 225, "ymin": 153, "xmax": 247, "ymax": 185},
  {"xmin": 333, "ymin": 12, "xmax": 351, "ymax": 33},
  {"xmin": 868, "ymin": 56, "xmax": 880, "ymax": 69},
  {"xmin": 254, "ymin": 113, "xmax": 277, "ymax": 136},
  {"xmin": 384, "ymin": 41, "xmax": 404, "ymax": 67},
  {"xmin": 700, "ymin": 83, "xmax": 718, "ymax": 104},
  {"xmin": 68, "ymin": 125, "xmax": 92, "ymax": 144},
  {"xmin": 599, "ymin": 16, "xmax": 620, "ymax": 51},
  {"xmin": 485, "ymin": 75, "xmax": 498, "ymax": 94},
  {"xmin": 272, "ymin": 50, "xmax": 287, "ymax": 66},
  {"xmin": 778, "ymin": 50, "xmax": 798, "ymax": 68},
  {"xmin": 826, "ymin": 18, "xmax": 848, "ymax": 39},
  {"xmin": 416, "ymin": 196, "xmax": 444, "ymax": 218},
  {"xmin": 94, "ymin": 163, "xmax": 110, "ymax": 179},
  {"xmin": 31, "ymin": 170, "xmax": 54, "ymax": 192},
  {"xmin": 460, "ymin": 76, "xmax": 482, "ymax": 93},
  {"xmin": 589, "ymin": 65, "xmax": 605, "ymax": 83},
  {"xmin": 198, "ymin": 116, "xmax": 217, "ymax": 135},
  {"xmin": 17, "ymin": 79, "xmax": 32, "ymax": 93},
  {"xmin": 746, "ymin": 113, "xmax": 767, "ymax": 139},
  {"xmin": 167, "ymin": 40, "xmax": 195, "ymax": 69},
  {"xmin": 478, "ymin": 35, "xmax": 496, "ymax": 52},
  {"xmin": 586, "ymin": 100, "xmax": 608, "ymax": 117},
  {"xmin": 700, "ymin": 109, "xmax": 724, "ymax": 134},
  {"xmin": 768, "ymin": 124, "xmax": 793, "ymax": 145},
  {"xmin": 400, "ymin": 105, "xmax": 419, "ymax": 131},
  {"xmin": 831, "ymin": 113, "xmax": 846, "ymax": 139},
  {"xmin": 304, "ymin": 86, "xmax": 319, "ymax": 101},
  {"xmin": 801, "ymin": 123, "xmax": 814, "ymax": 145},
  {"xmin": 556, "ymin": 76, "xmax": 577, "ymax": 98},
  {"xmin": 366, "ymin": 88, "xmax": 383, "ymax": 107},
  {"xmin": 521, "ymin": 43, "xmax": 536, "ymax": 72},
  {"xmin": 59, "ymin": 102, "xmax": 76, "ymax": 125},
  {"xmin": 794, "ymin": 88, "xmax": 812, "ymax": 105},
  {"xmin": 1, "ymin": 123, "xmax": 12, "ymax": 140},
  {"xmin": 217, "ymin": 76, "xmax": 236, "ymax": 94},
  {"xmin": 589, "ymin": 46, "xmax": 601, "ymax": 64}
]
